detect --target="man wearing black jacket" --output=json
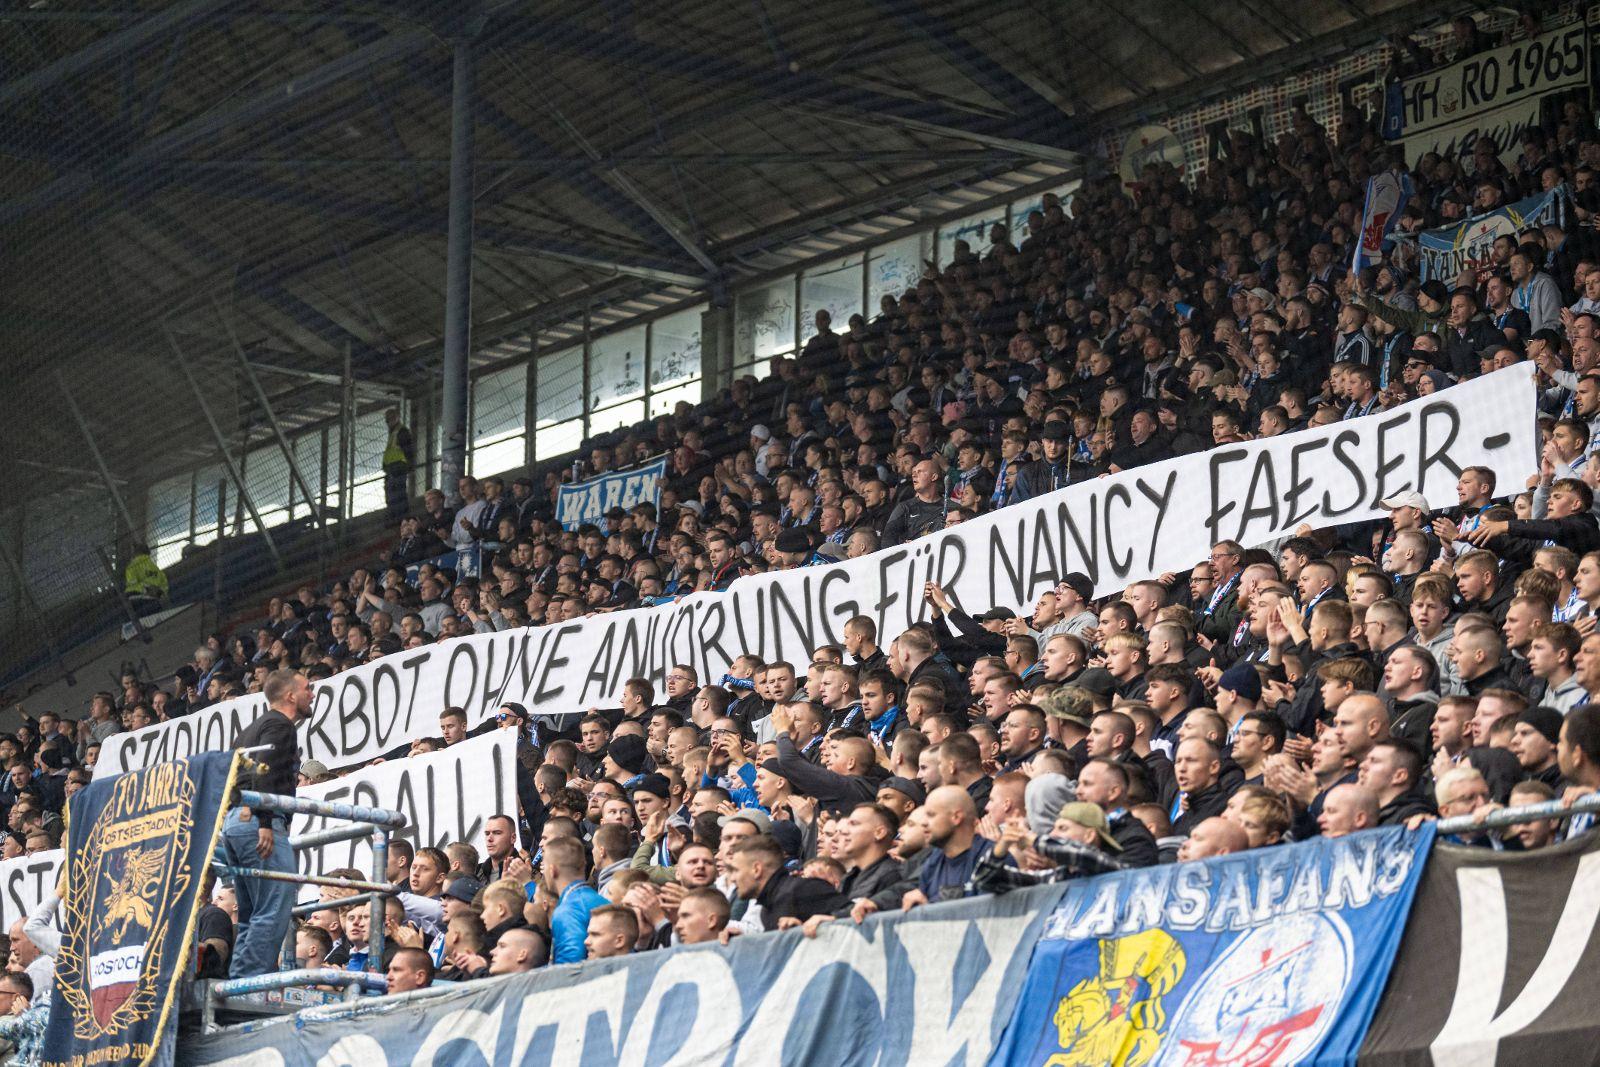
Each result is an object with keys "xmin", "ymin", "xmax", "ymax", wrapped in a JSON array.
[
  {"xmin": 1075, "ymin": 758, "xmax": 1158, "ymax": 867},
  {"xmin": 1171, "ymin": 739, "xmax": 1230, "ymax": 837},
  {"xmin": 771, "ymin": 712, "xmax": 888, "ymax": 815},
  {"xmin": 726, "ymin": 835, "xmax": 836, "ymax": 932},
  {"xmin": 224, "ymin": 668, "xmax": 311, "ymax": 977},
  {"xmin": 800, "ymin": 803, "xmax": 904, "ymax": 936},
  {"xmin": 1360, "ymin": 741, "xmax": 1437, "ymax": 826}
]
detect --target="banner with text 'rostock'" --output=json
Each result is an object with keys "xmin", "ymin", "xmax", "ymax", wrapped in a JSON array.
[{"xmin": 95, "ymin": 366, "xmax": 1538, "ymax": 779}]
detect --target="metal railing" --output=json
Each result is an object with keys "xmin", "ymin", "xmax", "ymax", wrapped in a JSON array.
[
  {"xmin": 1435, "ymin": 789, "xmax": 1600, "ymax": 834},
  {"xmin": 206, "ymin": 780, "xmax": 407, "ymax": 1027}
]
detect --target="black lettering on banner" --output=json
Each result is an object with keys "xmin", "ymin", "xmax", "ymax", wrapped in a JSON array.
[
  {"xmin": 443, "ymin": 643, "xmax": 480, "ymax": 712},
  {"xmin": 696, "ymin": 602, "xmax": 731, "ymax": 686},
  {"xmin": 111, "ymin": 734, "xmax": 136, "ymax": 773},
  {"xmin": 768, "ymin": 579, "xmax": 815, "ymax": 665},
  {"xmin": 371, "ymin": 663, "xmax": 402, "ymax": 749},
  {"xmin": 988, "ymin": 524, "xmax": 1024, "ymax": 607},
  {"xmin": 1206, "ymin": 448, "xmax": 1250, "ymax": 545},
  {"xmin": 304, "ymin": 687, "xmax": 337, "ymax": 762},
  {"xmin": 1370, "ymin": 411, "xmax": 1414, "ymax": 507},
  {"xmin": 1417, "ymin": 400, "xmax": 1464, "ymax": 490},
  {"xmin": 1058, "ymin": 499, "xmax": 1099, "ymax": 588},
  {"xmin": 480, "ymin": 635, "xmax": 514, "ymax": 719},
  {"xmin": 1325, "ymin": 431, "xmax": 1368, "ymax": 517},
  {"xmin": 909, "ymin": 545, "xmax": 937, "ymax": 624},
  {"xmin": 398, "ymin": 650, "xmax": 432, "ymax": 739},
  {"xmin": 1236, "ymin": 452, "xmax": 1281, "ymax": 542},
  {"xmin": 1135, "ymin": 471, "xmax": 1178, "ymax": 570},
  {"xmin": 874, "ymin": 548, "xmax": 909, "ymax": 640},
  {"xmin": 581, "ymin": 624, "xmax": 617, "ymax": 705},
  {"xmin": 1284, "ymin": 439, "xmax": 1329, "ymax": 528},
  {"xmin": 1028, "ymin": 511, "xmax": 1061, "ymax": 599},
  {"xmin": 392, "ymin": 769, "xmax": 422, "ymax": 853},
  {"xmin": 453, "ymin": 755, "xmax": 486, "ymax": 845},
  {"xmin": 934, "ymin": 532, "xmax": 968, "ymax": 599},
  {"xmin": 816, "ymin": 567, "xmax": 857, "ymax": 646},
  {"xmin": 730, "ymin": 587, "xmax": 768, "ymax": 662},
  {"xmin": 337, "ymin": 675, "xmax": 371, "ymax": 758},
  {"xmin": 534, "ymin": 624, "xmax": 582, "ymax": 706},
  {"xmin": 1104, "ymin": 484, "xmax": 1134, "ymax": 576},
  {"xmin": 610, "ymin": 615, "xmax": 648, "ymax": 695}
]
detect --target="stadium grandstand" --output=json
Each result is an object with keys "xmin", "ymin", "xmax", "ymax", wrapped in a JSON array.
[{"xmin": 2, "ymin": 1, "xmax": 1600, "ymax": 1064}]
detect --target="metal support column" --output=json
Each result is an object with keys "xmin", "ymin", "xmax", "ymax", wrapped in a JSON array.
[
  {"xmin": 439, "ymin": 33, "xmax": 477, "ymax": 501},
  {"xmin": 0, "ymin": 538, "xmax": 74, "ymax": 685},
  {"xmin": 214, "ymin": 297, "xmax": 326, "ymax": 533},
  {"xmin": 523, "ymin": 333, "xmax": 538, "ymax": 471},
  {"xmin": 55, "ymin": 371, "xmax": 138, "ymax": 542},
  {"xmin": 341, "ymin": 344, "xmax": 354, "ymax": 531},
  {"xmin": 164, "ymin": 324, "xmax": 284, "ymax": 570}
]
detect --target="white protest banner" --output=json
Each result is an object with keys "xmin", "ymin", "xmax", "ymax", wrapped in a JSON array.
[
  {"xmin": 0, "ymin": 849, "xmax": 61, "ymax": 931},
  {"xmin": 1385, "ymin": 21, "xmax": 1588, "ymax": 144},
  {"xmin": 97, "ymin": 366, "xmax": 1539, "ymax": 779},
  {"xmin": 292, "ymin": 730, "xmax": 515, "ymax": 887},
  {"xmin": 1400, "ymin": 95, "xmax": 1541, "ymax": 169}
]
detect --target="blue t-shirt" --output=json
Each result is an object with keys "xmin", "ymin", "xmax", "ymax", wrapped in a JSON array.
[{"xmin": 919, "ymin": 837, "xmax": 994, "ymax": 903}]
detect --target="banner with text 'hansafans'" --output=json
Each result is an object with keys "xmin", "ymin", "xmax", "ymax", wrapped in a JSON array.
[
  {"xmin": 41, "ymin": 751, "xmax": 237, "ymax": 1067},
  {"xmin": 989, "ymin": 825, "xmax": 1434, "ymax": 1067}
]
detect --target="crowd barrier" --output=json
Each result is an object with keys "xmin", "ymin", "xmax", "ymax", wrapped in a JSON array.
[{"xmin": 175, "ymin": 819, "xmax": 1600, "ymax": 1067}]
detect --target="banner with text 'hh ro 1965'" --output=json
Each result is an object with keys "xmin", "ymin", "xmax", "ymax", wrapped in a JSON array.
[{"xmin": 41, "ymin": 751, "xmax": 237, "ymax": 1067}]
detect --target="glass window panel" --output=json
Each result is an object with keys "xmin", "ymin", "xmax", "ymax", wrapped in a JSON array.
[
  {"xmin": 472, "ymin": 363, "xmax": 527, "ymax": 447},
  {"xmin": 469, "ymin": 435, "xmax": 524, "ymax": 478},
  {"xmin": 650, "ymin": 306, "xmax": 704, "ymax": 390},
  {"xmin": 589, "ymin": 325, "xmax": 646, "ymax": 410},
  {"xmin": 936, "ymin": 208, "xmax": 1007, "ymax": 270},
  {"xmin": 1009, "ymin": 180, "xmax": 1082, "ymax": 242},
  {"xmin": 292, "ymin": 430, "xmax": 324, "ymax": 519},
  {"xmin": 146, "ymin": 473, "xmax": 192, "ymax": 548},
  {"xmin": 244, "ymin": 446, "xmax": 291, "ymax": 529},
  {"xmin": 800, "ymin": 255, "xmax": 863, "ymax": 344},
  {"xmin": 649, "ymin": 379, "xmax": 702, "ymax": 418},
  {"xmin": 193, "ymin": 465, "xmax": 224, "ymax": 540},
  {"xmin": 350, "ymin": 476, "xmax": 385, "ymax": 518},
  {"xmin": 536, "ymin": 345, "xmax": 583, "ymax": 427},
  {"xmin": 588, "ymin": 399, "xmax": 645, "ymax": 438},
  {"xmin": 868, "ymin": 233, "xmax": 928, "ymax": 315},
  {"xmin": 734, "ymin": 279, "xmax": 796, "ymax": 364},
  {"xmin": 535, "ymin": 418, "xmax": 584, "ymax": 462},
  {"xmin": 351, "ymin": 410, "xmax": 388, "ymax": 484}
]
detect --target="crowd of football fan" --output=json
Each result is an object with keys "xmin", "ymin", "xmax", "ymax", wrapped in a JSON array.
[{"xmin": 9, "ymin": 13, "xmax": 1600, "ymax": 1023}]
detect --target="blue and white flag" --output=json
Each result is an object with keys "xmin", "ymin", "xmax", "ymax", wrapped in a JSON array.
[
  {"xmin": 1417, "ymin": 188, "xmax": 1567, "ymax": 281},
  {"xmin": 1353, "ymin": 170, "xmax": 1414, "ymax": 274},
  {"xmin": 556, "ymin": 456, "xmax": 667, "ymax": 531},
  {"xmin": 989, "ymin": 824, "xmax": 1435, "ymax": 1067}
]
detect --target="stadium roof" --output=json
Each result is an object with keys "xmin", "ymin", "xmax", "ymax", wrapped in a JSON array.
[{"xmin": 0, "ymin": 0, "xmax": 1448, "ymax": 498}]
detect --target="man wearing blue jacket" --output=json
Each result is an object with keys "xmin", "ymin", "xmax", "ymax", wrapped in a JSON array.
[{"xmin": 544, "ymin": 836, "xmax": 606, "ymax": 965}]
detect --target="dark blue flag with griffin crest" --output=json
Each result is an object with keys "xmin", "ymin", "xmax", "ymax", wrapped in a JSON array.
[{"xmin": 41, "ymin": 750, "xmax": 239, "ymax": 1067}]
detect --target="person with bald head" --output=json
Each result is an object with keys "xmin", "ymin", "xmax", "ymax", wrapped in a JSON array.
[
  {"xmin": 903, "ymin": 785, "xmax": 991, "ymax": 909},
  {"xmin": 1176, "ymin": 817, "xmax": 1248, "ymax": 861},
  {"xmin": 1331, "ymin": 693, "xmax": 1390, "ymax": 765},
  {"xmin": 1317, "ymin": 783, "xmax": 1380, "ymax": 838}
]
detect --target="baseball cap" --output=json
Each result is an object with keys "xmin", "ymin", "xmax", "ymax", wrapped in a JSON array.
[
  {"xmin": 1041, "ymin": 421, "xmax": 1071, "ymax": 442},
  {"xmin": 775, "ymin": 528, "xmax": 812, "ymax": 555},
  {"xmin": 879, "ymin": 776, "xmax": 926, "ymax": 806},
  {"xmin": 1217, "ymin": 662, "xmax": 1262, "ymax": 703},
  {"xmin": 444, "ymin": 876, "xmax": 483, "ymax": 903},
  {"xmin": 1246, "ymin": 286, "xmax": 1277, "ymax": 308},
  {"xmin": 298, "ymin": 759, "xmax": 330, "ymax": 780},
  {"xmin": 1042, "ymin": 686, "xmax": 1095, "ymax": 727},
  {"xmin": 1379, "ymin": 490, "xmax": 1429, "ymax": 512},
  {"xmin": 1055, "ymin": 802, "xmax": 1122, "ymax": 852},
  {"xmin": 750, "ymin": 424, "xmax": 772, "ymax": 442},
  {"xmin": 1073, "ymin": 668, "xmax": 1118, "ymax": 700},
  {"xmin": 978, "ymin": 607, "xmax": 1016, "ymax": 622},
  {"xmin": 629, "ymin": 772, "xmax": 671, "ymax": 799},
  {"xmin": 718, "ymin": 808, "xmax": 772, "ymax": 833}
]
